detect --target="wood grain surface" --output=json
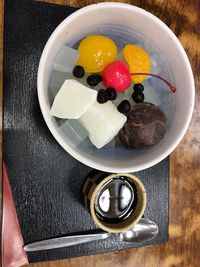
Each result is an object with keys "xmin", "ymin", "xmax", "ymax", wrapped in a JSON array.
[{"xmin": 1, "ymin": 0, "xmax": 200, "ymax": 266}]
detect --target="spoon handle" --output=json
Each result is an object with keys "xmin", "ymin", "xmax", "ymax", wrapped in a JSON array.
[{"xmin": 24, "ymin": 233, "xmax": 109, "ymax": 252}]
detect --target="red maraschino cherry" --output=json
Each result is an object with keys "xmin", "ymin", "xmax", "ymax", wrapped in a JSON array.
[
  {"xmin": 102, "ymin": 61, "xmax": 131, "ymax": 92},
  {"xmin": 102, "ymin": 61, "xmax": 176, "ymax": 93}
]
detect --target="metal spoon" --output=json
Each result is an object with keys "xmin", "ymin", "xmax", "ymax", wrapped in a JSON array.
[{"xmin": 24, "ymin": 218, "xmax": 158, "ymax": 252}]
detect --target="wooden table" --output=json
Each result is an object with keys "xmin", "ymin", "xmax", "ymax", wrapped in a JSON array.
[{"xmin": 1, "ymin": 0, "xmax": 200, "ymax": 266}]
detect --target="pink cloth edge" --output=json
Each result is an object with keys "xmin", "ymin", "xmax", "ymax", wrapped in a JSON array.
[{"xmin": 2, "ymin": 162, "xmax": 29, "ymax": 267}]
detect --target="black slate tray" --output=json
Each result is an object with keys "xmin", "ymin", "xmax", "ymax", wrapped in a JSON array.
[{"xmin": 3, "ymin": 0, "xmax": 169, "ymax": 263}]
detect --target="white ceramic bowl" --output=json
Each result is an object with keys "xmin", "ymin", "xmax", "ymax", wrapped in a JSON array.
[{"xmin": 37, "ymin": 3, "xmax": 195, "ymax": 173}]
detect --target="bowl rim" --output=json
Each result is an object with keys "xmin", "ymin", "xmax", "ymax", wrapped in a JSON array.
[{"xmin": 37, "ymin": 2, "xmax": 195, "ymax": 173}]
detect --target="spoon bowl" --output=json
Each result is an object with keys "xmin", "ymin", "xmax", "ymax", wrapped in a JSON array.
[{"xmin": 115, "ymin": 218, "xmax": 158, "ymax": 243}]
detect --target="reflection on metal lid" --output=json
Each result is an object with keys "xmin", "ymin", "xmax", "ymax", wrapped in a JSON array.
[{"xmin": 94, "ymin": 177, "xmax": 138, "ymax": 223}]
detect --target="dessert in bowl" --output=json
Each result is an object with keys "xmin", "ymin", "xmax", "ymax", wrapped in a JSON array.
[{"xmin": 37, "ymin": 3, "xmax": 195, "ymax": 173}]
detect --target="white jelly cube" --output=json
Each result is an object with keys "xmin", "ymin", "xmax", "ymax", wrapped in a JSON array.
[
  {"xmin": 49, "ymin": 71, "xmax": 72, "ymax": 98},
  {"xmin": 79, "ymin": 101, "xmax": 127, "ymax": 149},
  {"xmin": 142, "ymin": 79, "xmax": 161, "ymax": 106},
  {"xmin": 51, "ymin": 79, "xmax": 97, "ymax": 119},
  {"xmin": 64, "ymin": 120, "xmax": 88, "ymax": 140},
  {"xmin": 149, "ymin": 54, "xmax": 161, "ymax": 75},
  {"xmin": 58, "ymin": 120, "xmax": 88, "ymax": 147},
  {"xmin": 53, "ymin": 46, "xmax": 79, "ymax": 73}
]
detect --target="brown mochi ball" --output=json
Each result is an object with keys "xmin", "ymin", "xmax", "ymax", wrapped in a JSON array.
[{"xmin": 119, "ymin": 102, "xmax": 166, "ymax": 149}]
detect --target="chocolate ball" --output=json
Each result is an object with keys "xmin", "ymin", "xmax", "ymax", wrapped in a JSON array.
[{"xmin": 119, "ymin": 102, "xmax": 166, "ymax": 149}]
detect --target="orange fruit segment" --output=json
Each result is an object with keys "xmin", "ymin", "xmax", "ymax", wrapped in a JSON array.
[{"xmin": 122, "ymin": 44, "xmax": 151, "ymax": 83}]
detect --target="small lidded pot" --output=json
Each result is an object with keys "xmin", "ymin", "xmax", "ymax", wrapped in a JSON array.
[{"xmin": 82, "ymin": 172, "xmax": 146, "ymax": 233}]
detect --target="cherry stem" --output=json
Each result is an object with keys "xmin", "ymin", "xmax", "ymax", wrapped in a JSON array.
[{"xmin": 130, "ymin": 73, "xmax": 176, "ymax": 93}]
